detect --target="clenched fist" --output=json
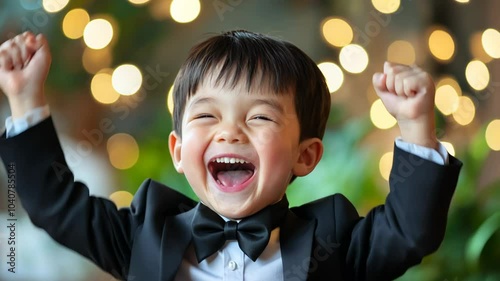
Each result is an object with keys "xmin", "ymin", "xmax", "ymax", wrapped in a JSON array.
[
  {"xmin": 373, "ymin": 62, "xmax": 438, "ymax": 150},
  {"xmin": 0, "ymin": 32, "xmax": 51, "ymax": 118}
]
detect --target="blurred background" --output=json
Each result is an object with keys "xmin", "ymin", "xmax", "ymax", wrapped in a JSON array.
[{"xmin": 0, "ymin": 0, "xmax": 499, "ymax": 280}]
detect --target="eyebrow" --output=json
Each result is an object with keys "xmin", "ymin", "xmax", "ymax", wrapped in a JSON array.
[
  {"xmin": 187, "ymin": 97, "xmax": 216, "ymax": 110},
  {"xmin": 252, "ymin": 98, "xmax": 285, "ymax": 114},
  {"xmin": 187, "ymin": 96, "xmax": 285, "ymax": 114}
]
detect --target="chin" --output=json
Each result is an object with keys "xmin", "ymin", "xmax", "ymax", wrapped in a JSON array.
[{"xmin": 211, "ymin": 199, "xmax": 261, "ymax": 220}]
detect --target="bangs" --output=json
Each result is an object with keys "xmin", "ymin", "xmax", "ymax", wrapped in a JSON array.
[{"xmin": 177, "ymin": 30, "xmax": 300, "ymax": 98}]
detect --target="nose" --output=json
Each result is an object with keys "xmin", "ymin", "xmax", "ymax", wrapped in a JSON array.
[{"xmin": 214, "ymin": 122, "xmax": 248, "ymax": 144}]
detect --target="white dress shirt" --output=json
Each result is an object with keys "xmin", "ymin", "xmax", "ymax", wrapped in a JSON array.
[{"xmin": 4, "ymin": 106, "xmax": 450, "ymax": 280}]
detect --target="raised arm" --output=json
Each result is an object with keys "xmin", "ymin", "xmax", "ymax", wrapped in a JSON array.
[
  {"xmin": 343, "ymin": 63, "xmax": 462, "ymax": 280},
  {"xmin": 0, "ymin": 33, "xmax": 135, "ymax": 279}
]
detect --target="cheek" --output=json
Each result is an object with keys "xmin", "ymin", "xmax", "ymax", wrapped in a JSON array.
[
  {"xmin": 180, "ymin": 129, "xmax": 210, "ymax": 169},
  {"xmin": 254, "ymin": 130, "xmax": 295, "ymax": 163}
]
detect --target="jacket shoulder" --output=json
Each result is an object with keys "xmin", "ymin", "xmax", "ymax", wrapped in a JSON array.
[
  {"xmin": 290, "ymin": 194, "xmax": 361, "ymax": 241},
  {"xmin": 130, "ymin": 179, "xmax": 198, "ymax": 225}
]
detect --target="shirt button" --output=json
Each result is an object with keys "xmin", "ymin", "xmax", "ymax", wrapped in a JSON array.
[{"xmin": 228, "ymin": 260, "xmax": 237, "ymax": 271}]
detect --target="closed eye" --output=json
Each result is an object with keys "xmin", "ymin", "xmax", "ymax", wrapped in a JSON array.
[
  {"xmin": 251, "ymin": 115, "xmax": 274, "ymax": 122},
  {"xmin": 194, "ymin": 114, "xmax": 215, "ymax": 119}
]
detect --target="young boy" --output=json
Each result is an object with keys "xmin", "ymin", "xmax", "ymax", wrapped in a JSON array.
[{"xmin": 0, "ymin": 30, "xmax": 461, "ymax": 281}]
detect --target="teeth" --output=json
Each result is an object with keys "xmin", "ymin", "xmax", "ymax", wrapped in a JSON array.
[{"xmin": 212, "ymin": 157, "xmax": 248, "ymax": 164}]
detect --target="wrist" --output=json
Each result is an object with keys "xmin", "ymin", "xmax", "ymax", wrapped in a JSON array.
[
  {"xmin": 8, "ymin": 91, "xmax": 47, "ymax": 119},
  {"xmin": 398, "ymin": 114, "xmax": 438, "ymax": 150}
]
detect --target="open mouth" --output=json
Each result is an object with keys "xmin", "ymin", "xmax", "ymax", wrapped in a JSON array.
[{"xmin": 208, "ymin": 156, "xmax": 256, "ymax": 189}]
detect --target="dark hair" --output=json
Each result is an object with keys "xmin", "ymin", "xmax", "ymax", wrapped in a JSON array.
[{"xmin": 172, "ymin": 30, "xmax": 331, "ymax": 141}]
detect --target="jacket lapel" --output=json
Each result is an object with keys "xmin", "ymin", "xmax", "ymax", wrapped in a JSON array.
[
  {"xmin": 280, "ymin": 210, "xmax": 316, "ymax": 281},
  {"xmin": 159, "ymin": 205, "xmax": 198, "ymax": 281}
]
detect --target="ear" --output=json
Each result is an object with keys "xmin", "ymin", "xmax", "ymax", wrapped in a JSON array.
[
  {"xmin": 168, "ymin": 131, "xmax": 184, "ymax": 173},
  {"xmin": 292, "ymin": 138, "xmax": 323, "ymax": 177}
]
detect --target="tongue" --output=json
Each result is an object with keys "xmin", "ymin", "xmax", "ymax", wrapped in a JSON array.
[{"xmin": 217, "ymin": 170, "xmax": 253, "ymax": 187}]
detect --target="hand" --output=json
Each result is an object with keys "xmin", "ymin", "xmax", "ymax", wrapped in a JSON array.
[
  {"xmin": 373, "ymin": 62, "xmax": 438, "ymax": 149},
  {"xmin": 0, "ymin": 32, "xmax": 51, "ymax": 118}
]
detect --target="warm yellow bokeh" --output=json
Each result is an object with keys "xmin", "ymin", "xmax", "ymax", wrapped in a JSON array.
[
  {"xmin": 170, "ymin": 0, "xmax": 201, "ymax": 23},
  {"xmin": 43, "ymin": 0, "xmax": 69, "ymax": 13},
  {"xmin": 428, "ymin": 29, "xmax": 455, "ymax": 62},
  {"xmin": 485, "ymin": 120, "xmax": 500, "ymax": 151},
  {"xmin": 109, "ymin": 191, "xmax": 134, "ymax": 209},
  {"xmin": 379, "ymin": 152, "xmax": 393, "ymax": 181},
  {"xmin": 370, "ymin": 99, "xmax": 397, "ymax": 129},
  {"xmin": 322, "ymin": 18, "xmax": 353, "ymax": 47},
  {"xmin": 436, "ymin": 76, "xmax": 462, "ymax": 97},
  {"xmin": 481, "ymin": 28, "xmax": 500, "ymax": 59},
  {"xmin": 167, "ymin": 85, "xmax": 175, "ymax": 115},
  {"xmin": 435, "ymin": 85, "xmax": 460, "ymax": 115},
  {"xmin": 107, "ymin": 134, "xmax": 140, "ymax": 170},
  {"xmin": 82, "ymin": 48, "xmax": 112, "ymax": 74},
  {"xmin": 129, "ymin": 0, "xmax": 151, "ymax": 5},
  {"xmin": 149, "ymin": 0, "xmax": 171, "ymax": 20},
  {"xmin": 442, "ymin": 142, "xmax": 456, "ymax": 156},
  {"xmin": 452, "ymin": 96, "xmax": 475, "ymax": 126},
  {"xmin": 112, "ymin": 65, "xmax": 143, "ymax": 96},
  {"xmin": 469, "ymin": 32, "xmax": 493, "ymax": 63},
  {"xmin": 317, "ymin": 62, "xmax": 344, "ymax": 93},
  {"xmin": 465, "ymin": 60, "xmax": 490, "ymax": 91},
  {"xmin": 339, "ymin": 44, "xmax": 369, "ymax": 74},
  {"xmin": 91, "ymin": 70, "xmax": 120, "ymax": 104},
  {"xmin": 62, "ymin": 9, "xmax": 90, "ymax": 39},
  {"xmin": 387, "ymin": 40, "xmax": 416, "ymax": 65},
  {"xmin": 84, "ymin": 19, "xmax": 114, "ymax": 50},
  {"xmin": 372, "ymin": 0, "xmax": 400, "ymax": 14}
]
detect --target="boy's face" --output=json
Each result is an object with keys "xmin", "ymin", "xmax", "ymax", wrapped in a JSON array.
[{"xmin": 169, "ymin": 78, "xmax": 322, "ymax": 219}]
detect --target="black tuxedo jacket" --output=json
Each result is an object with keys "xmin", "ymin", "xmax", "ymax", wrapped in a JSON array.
[{"xmin": 0, "ymin": 118, "xmax": 462, "ymax": 281}]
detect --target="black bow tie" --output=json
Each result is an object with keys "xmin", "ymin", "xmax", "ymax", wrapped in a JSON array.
[{"xmin": 191, "ymin": 197, "xmax": 289, "ymax": 262}]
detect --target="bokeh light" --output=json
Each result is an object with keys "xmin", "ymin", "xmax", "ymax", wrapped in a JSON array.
[
  {"xmin": 83, "ymin": 19, "xmax": 114, "ymax": 50},
  {"xmin": 455, "ymin": 0, "xmax": 469, "ymax": 3},
  {"xmin": 62, "ymin": 9, "xmax": 90, "ymax": 39},
  {"xmin": 370, "ymin": 99, "xmax": 397, "ymax": 129},
  {"xmin": 128, "ymin": 0, "xmax": 151, "ymax": 5},
  {"xmin": 322, "ymin": 18, "xmax": 353, "ymax": 47},
  {"xmin": 452, "ymin": 96, "xmax": 476, "ymax": 126},
  {"xmin": 167, "ymin": 85, "xmax": 174, "ymax": 115},
  {"xmin": 428, "ymin": 29, "xmax": 455, "ymax": 62},
  {"xmin": 82, "ymin": 48, "xmax": 112, "ymax": 74},
  {"xmin": 107, "ymin": 133, "xmax": 140, "ymax": 170},
  {"xmin": 387, "ymin": 40, "xmax": 416, "ymax": 65},
  {"xmin": 465, "ymin": 60, "xmax": 490, "ymax": 91},
  {"xmin": 436, "ymin": 76, "xmax": 462, "ymax": 97},
  {"xmin": 112, "ymin": 64, "xmax": 143, "ymax": 96},
  {"xmin": 379, "ymin": 152, "xmax": 393, "ymax": 181},
  {"xmin": 485, "ymin": 120, "xmax": 500, "ymax": 151},
  {"xmin": 317, "ymin": 62, "xmax": 344, "ymax": 93},
  {"xmin": 109, "ymin": 191, "xmax": 134, "ymax": 209},
  {"xmin": 149, "ymin": 0, "xmax": 171, "ymax": 20},
  {"xmin": 339, "ymin": 44, "xmax": 369, "ymax": 74},
  {"xmin": 91, "ymin": 70, "xmax": 121, "ymax": 104},
  {"xmin": 43, "ymin": 0, "xmax": 69, "ymax": 13},
  {"xmin": 481, "ymin": 28, "xmax": 500, "ymax": 59},
  {"xmin": 372, "ymin": 0, "xmax": 400, "ymax": 14},
  {"xmin": 469, "ymin": 32, "xmax": 493, "ymax": 63},
  {"xmin": 170, "ymin": 0, "xmax": 201, "ymax": 23},
  {"xmin": 442, "ymin": 142, "xmax": 456, "ymax": 156},
  {"xmin": 435, "ymin": 85, "xmax": 460, "ymax": 115}
]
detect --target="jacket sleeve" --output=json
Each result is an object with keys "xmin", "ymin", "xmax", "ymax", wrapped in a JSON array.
[
  {"xmin": 1, "ymin": 117, "xmax": 152, "ymax": 279},
  {"xmin": 341, "ymin": 144, "xmax": 462, "ymax": 281}
]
